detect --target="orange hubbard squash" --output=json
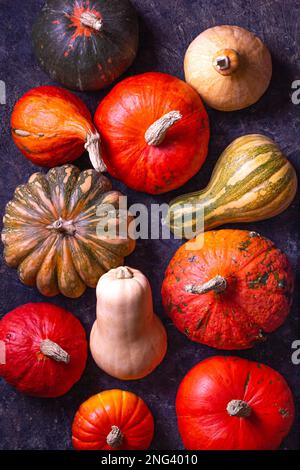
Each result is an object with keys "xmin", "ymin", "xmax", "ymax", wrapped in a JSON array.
[{"xmin": 11, "ymin": 86, "xmax": 105, "ymax": 170}]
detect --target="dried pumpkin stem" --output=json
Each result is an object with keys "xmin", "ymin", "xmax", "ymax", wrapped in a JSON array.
[
  {"xmin": 106, "ymin": 425, "xmax": 124, "ymax": 448},
  {"xmin": 80, "ymin": 12, "xmax": 103, "ymax": 31},
  {"xmin": 40, "ymin": 339, "xmax": 70, "ymax": 364},
  {"xmin": 145, "ymin": 110, "xmax": 182, "ymax": 146},
  {"xmin": 185, "ymin": 275, "xmax": 227, "ymax": 294},
  {"xmin": 85, "ymin": 132, "xmax": 107, "ymax": 172},
  {"xmin": 116, "ymin": 266, "xmax": 134, "ymax": 279},
  {"xmin": 227, "ymin": 399, "xmax": 252, "ymax": 418},
  {"xmin": 47, "ymin": 217, "xmax": 76, "ymax": 236},
  {"xmin": 213, "ymin": 49, "xmax": 239, "ymax": 76}
]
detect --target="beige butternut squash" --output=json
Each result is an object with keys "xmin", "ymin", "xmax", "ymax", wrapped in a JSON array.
[{"xmin": 90, "ymin": 266, "xmax": 167, "ymax": 380}]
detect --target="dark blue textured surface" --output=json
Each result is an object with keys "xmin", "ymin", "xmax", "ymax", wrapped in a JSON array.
[{"xmin": 0, "ymin": 0, "xmax": 299, "ymax": 450}]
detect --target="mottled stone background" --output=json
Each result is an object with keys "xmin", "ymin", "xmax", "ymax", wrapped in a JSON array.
[{"xmin": 0, "ymin": 0, "xmax": 299, "ymax": 450}]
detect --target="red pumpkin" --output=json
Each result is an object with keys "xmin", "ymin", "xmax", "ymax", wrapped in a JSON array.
[
  {"xmin": 72, "ymin": 389, "xmax": 154, "ymax": 450},
  {"xmin": 11, "ymin": 86, "xmax": 105, "ymax": 170},
  {"xmin": 94, "ymin": 72, "xmax": 210, "ymax": 194},
  {"xmin": 176, "ymin": 356, "xmax": 295, "ymax": 450},
  {"xmin": 162, "ymin": 230, "xmax": 294, "ymax": 349},
  {"xmin": 0, "ymin": 303, "xmax": 87, "ymax": 397}
]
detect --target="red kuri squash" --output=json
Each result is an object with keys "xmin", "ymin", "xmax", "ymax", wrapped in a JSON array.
[
  {"xmin": 176, "ymin": 356, "xmax": 295, "ymax": 450},
  {"xmin": 72, "ymin": 389, "xmax": 154, "ymax": 450},
  {"xmin": 162, "ymin": 230, "xmax": 294, "ymax": 349},
  {"xmin": 0, "ymin": 303, "xmax": 87, "ymax": 397},
  {"xmin": 11, "ymin": 86, "xmax": 105, "ymax": 170},
  {"xmin": 94, "ymin": 72, "xmax": 210, "ymax": 194}
]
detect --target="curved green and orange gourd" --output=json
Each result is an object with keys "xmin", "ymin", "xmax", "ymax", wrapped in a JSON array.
[{"xmin": 168, "ymin": 134, "xmax": 297, "ymax": 236}]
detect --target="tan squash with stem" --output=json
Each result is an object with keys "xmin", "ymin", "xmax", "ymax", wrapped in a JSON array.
[
  {"xmin": 184, "ymin": 25, "xmax": 272, "ymax": 111},
  {"xmin": 90, "ymin": 266, "xmax": 167, "ymax": 380}
]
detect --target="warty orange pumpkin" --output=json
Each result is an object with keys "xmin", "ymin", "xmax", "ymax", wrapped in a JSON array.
[{"xmin": 162, "ymin": 230, "xmax": 294, "ymax": 349}]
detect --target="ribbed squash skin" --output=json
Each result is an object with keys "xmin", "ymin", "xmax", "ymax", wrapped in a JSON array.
[
  {"xmin": 72, "ymin": 389, "xmax": 154, "ymax": 450},
  {"xmin": 1, "ymin": 165, "xmax": 135, "ymax": 298},
  {"xmin": 168, "ymin": 134, "xmax": 297, "ymax": 236},
  {"xmin": 161, "ymin": 230, "xmax": 294, "ymax": 350}
]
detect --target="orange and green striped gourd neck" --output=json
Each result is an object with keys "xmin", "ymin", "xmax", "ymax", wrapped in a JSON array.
[{"xmin": 168, "ymin": 134, "xmax": 297, "ymax": 237}]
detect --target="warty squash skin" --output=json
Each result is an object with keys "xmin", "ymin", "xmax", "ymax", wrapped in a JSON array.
[
  {"xmin": 161, "ymin": 230, "xmax": 294, "ymax": 350},
  {"xmin": 11, "ymin": 86, "xmax": 105, "ymax": 171},
  {"xmin": 184, "ymin": 25, "xmax": 272, "ymax": 111},
  {"xmin": 0, "ymin": 303, "xmax": 87, "ymax": 398},
  {"xmin": 168, "ymin": 134, "xmax": 297, "ymax": 237},
  {"xmin": 94, "ymin": 72, "xmax": 210, "ymax": 194},
  {"xmin": 72, "ymin": 389, "xmax": 154, "ymax": 450},
  {"xmin": 1, "ymin": 165, "xmax": 135, "ymax": 298},
  {"xmin": 176, "ymin": 356, "xmax": 295, "ymax": 450},
  {"xmin": 90, "ymin": 266, "xmax": 167, "ymax": 380},
  {"xmin": 32, "ymin": 0, "xmax": 139, "ymax": 91}
]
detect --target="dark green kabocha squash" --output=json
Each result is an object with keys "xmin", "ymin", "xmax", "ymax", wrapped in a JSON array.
[{"xmin": 32, "ymin": 0, "xmax": 139, "ymax": 91}]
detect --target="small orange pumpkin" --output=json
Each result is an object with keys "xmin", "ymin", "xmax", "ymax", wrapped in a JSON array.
[{"xmin": 72, "ymin": 389, "xmax": 154, "ymax": 450}]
